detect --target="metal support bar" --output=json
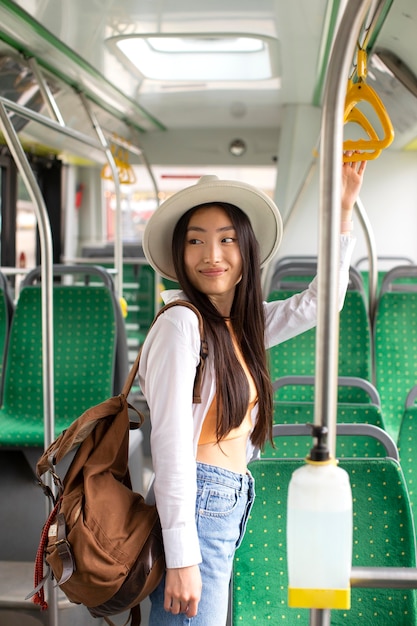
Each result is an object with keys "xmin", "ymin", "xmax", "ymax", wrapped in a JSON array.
[
  {"xmin": 315, "ymin": 0, "xmax": 372, "ymax": 457},
  {"xmin": 310, "ymin": 609, "xmax": 331, "ymax": 626},
  {"xmin": 27, "ymin": 56, "xmax": 65, "ymax": 126},
  {"xmin": 104, "ymin": 127, "xmax": 161, "ymax": 217},
  {"xmin": 137, "ymin": 143, "xmax": 161, "ymax": 211},
  {"xmin": 79, "ymin": 92, "xmax": 123, "ymax": 297},
  {"xmin": 271, "ymin": 422, "xmax": 398, "ymax": 461},
  {"xmin": 102, "ymin": 131, "xmax": 143, "ymax": 157},
  {"xmin": 0, "ymin": 95, "xmax": 103, "ymax": 152},
  {"xmin": 0, "ymin": 104, "xmax": 55, "ymax": 447},
  {"xmin": 351, "ymin": 566, "xmax": 417, "ymax": 588},
  {"xmin": 0, "ymin": 102, "xmax": 59, "ymax": 626},
  {"xmin": 354, "ymin": 196, "xmax": 378, "ymax": 321}
]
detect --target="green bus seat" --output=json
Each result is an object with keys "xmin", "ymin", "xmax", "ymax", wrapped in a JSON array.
[
  {"xmin": 233, "ymin": 456, "xmax": 416, "ymax": 625},
  {"xmin": 374, "ymin": 266, "xmax": 417, "ymax": 441},
  {"xmin": 269, "ymin": 259, "xmax": 364, "ymax": 294},
  {"xmin": 98, "ymin": 260, "xmax": 162, "ymax": 392},
  {"xmin": 0, "ymin": 271, "xmax": 14, "ymax": 404},
  {"xmin": 0, "ymin": 284, "xmax": 117, "ymax": 447},
  {"xmin": 272, "ymin": 374, "xmax": 380, "ymax": 404},
  {"xmin": 122, "ymin": 262, "xmax": 157, "ymax": 348},
  {"xmin": 355, "ymin": 257, "xmax": 414, "ymax": 311},
  {"xmin": 397, "ymin": 384, "xmax": 417, "ymax": 535},
  {"xmin": 263, "ymin": 402, "xmax": 387, "ymax": 459},
  {"xmin": 268, "ymin": 289, "xmax": 372, "ymax": 403}
]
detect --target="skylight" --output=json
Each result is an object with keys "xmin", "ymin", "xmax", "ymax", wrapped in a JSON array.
[
  {"xmin": 107, "ymin": 33, "xmax": 280, "ymax": 82},
  {"xmin": 146, "ymin": 37, "xmax": 264, "ymax": 53}
]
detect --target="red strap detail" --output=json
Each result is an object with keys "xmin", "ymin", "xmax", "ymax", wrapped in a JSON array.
[{"xmin": 32, "ymin": 500, "xmax": 61, "ymax": 610}]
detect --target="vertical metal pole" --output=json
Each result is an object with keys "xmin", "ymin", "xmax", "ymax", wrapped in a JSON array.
[
  {"xmin": 354, "ymin": 197, "xmax": 378, "ymax": 322},
  {"xmin": 310, "ymin": 609, "xmax": 331, "ymax": 626},
  {"xmin": 137, "ymin": 143, "xmax": 160, "ymax": 210},
  {"xmin": 310, "ymin": 3, "xmax": 374, "ymax": 626},
  {"xmin": 79, "ymin": 92, "xmax": 123, "ymax": 297},
  {"xmin": 0, "ymin": 103, "xmax": 58, "ymax": 626},
  {"xmin": 0, "ymin": 103, "xmax": 55, "ymax": 445},
  {"xmin": 315, "ymin": 0, "xmax": 372, "ymax": 457}
]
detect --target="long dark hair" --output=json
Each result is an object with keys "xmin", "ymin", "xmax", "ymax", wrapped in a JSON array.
[{"xmin": 172, "ymin": 201, "xmax": 273, "ymax": 449}]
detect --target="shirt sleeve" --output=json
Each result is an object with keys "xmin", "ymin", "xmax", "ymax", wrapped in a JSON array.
[
  {"xmin": 138, "ymin": 306, "xmax": 203, "ymax": 568},
  {"xmin": 264, "ymin": 234, "xmax": 356, "ymax": 348}
]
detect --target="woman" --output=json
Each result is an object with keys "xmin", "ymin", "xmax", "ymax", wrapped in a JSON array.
[{"xmin": 139, "ymin": 157, "xmax": 366, "ymax": 625}]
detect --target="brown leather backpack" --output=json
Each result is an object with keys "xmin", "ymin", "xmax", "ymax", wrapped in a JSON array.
[{"xmin": 31, "ymin": 301, "xmax": 207, "ymax": 625}]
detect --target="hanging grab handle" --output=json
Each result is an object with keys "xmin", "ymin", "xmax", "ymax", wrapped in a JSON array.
[
  {"xmin": 343, "ymin": 50, "xmax": 394, "ymax": 161},
  {"xmin": 100, "ymin": 141, "xmax": 137, "ymax": 184}
]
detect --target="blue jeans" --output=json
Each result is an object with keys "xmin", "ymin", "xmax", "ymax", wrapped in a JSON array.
[{"xmin": 149, "ymin": 462, "xmax": 255, "ymax": 626}]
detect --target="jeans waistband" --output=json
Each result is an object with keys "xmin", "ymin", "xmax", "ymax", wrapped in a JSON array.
[{"xmin": 196, "ymin": 461, "xmax": 253, "ymax": 493}]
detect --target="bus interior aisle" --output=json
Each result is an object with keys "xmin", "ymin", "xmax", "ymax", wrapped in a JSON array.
[{"xmin": 1, "ymin": 0, "xmax": 417, "ymax": 625}]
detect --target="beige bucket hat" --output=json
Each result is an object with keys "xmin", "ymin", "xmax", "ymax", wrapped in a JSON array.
[{"xmin": 143, "ymin": 175, "xmax": 283, "ymax": 281}]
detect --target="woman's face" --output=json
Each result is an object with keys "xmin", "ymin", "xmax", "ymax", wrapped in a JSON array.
[{"xmin": 183, "ymin": 204, "xmax": 243, "ymax": 315}]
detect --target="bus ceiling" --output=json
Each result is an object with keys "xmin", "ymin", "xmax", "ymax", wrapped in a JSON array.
[{"xmin": 0, "ymin": 0, "xmax": 416, "ymax": 164}]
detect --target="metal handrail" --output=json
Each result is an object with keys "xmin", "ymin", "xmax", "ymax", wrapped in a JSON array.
[
  {"xmin": 0, "ymin": 101, "xmax": 59, "ymax": 626},
  {"xmin": 0, "ymin": 95, "xmax": 104, "ymax": 152},
  {"xmin": 27, "ymin": 57, "xmax": 65, "ymax": 126},
  {"xmin": 0, "ymin": 74, "xmax": 149, "ymax": 626},
  {"xmin": 354, "ymin": 196, "xmax": 378, "ymax": 321},
  {"xmin": 270, "ymin": 422, "xmax": 398, "ymax": 460},
  {"xmin": 0, "ymin": 104, "xmax": 55, "ymax": 447},
  {"xmin": 79, "ymin": 92, "xmax": 124, "ymax": 297},
  {"xmin": 351, "ymin": 566, "xmax": 417, "ymax": 588},
  {"xmin": 311, "ymin": 2, "xmax": 390, "ymax": 624},
  {"xmin": 315, "ymin": 0, "xmax": 372, "ymax": 457}
]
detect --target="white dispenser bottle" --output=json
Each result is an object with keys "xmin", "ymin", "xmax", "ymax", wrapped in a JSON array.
[{"xmin": 287, "ymin": 425, "xmax": 352, "ymax": 610}]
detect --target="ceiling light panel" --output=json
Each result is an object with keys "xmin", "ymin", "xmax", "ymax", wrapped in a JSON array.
[{"xmin": 107, "ymin": 33, "xmax": 280, "ymax": 82}]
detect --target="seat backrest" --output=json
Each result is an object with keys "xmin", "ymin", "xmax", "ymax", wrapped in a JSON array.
[
  {"xmin": 355, "ymin": 257, "xmax": 415, "ymax": 308},
  {"xmin": 374, "ymin": 290, "xmax": 417, "ymax": 441},
  {"xmin": 397, "ymin": 388, "xmax": 417, "ymax": 533},
  {"xmin": 273, "ymin": 375, "xmax": 380, "ymax": 405},
  {"xmin": 268, "ymin": 289, "xmax": 372, "ymax": 403},
  {"xmin": 263, "ymin": 402, "xmax": 388, "ymax": 459},
  {"xmin": 99, "ymin": 260, "xmax": 158, "ymax": 397},
  {"xmin": 0, "ymin": 271, "xmax": 14, "ymax": 404},
  {"xmin": 119, "ymin": 262, "xmax": 157, "ymax": 343},
  {"xmin": 269, "ymin": 259, "xmax": 365, "ymax": 295},
  {"xmin": 232, "ymin": 457, "xmax": 417, "ymax": 625},
  {"xmin": 0, "ymin": 284, "xmax": 117, "ymax": 447},
  {"xmin": 379, "ymin": 265, "xmax": 417, "ymax": 294},
  {"xmin": 22, "ymin": 264, "xmax": 129, "ymax": 394}
]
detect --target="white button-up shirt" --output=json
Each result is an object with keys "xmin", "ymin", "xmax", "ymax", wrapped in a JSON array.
[{"xmin": 138, "ymin": 235, "xmax": 356, "ymax": 568}]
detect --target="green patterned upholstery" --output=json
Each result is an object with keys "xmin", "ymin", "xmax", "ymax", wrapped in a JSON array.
[
  {"xmin": 268, "ymin": 290, "xmax": 372, "ymax": 403},
  {"xmin": 398, "ymin": 404, "xmax": 417, "ymax": 535},
  {"xmin": 233, "ymin": 458, "xmax": 417, "ymax": 625},
  {"xmin": 374, "ymin": 266, "xmax": 417, "ymax": 441},
  {"xmin": 359, "ymin": 270, "xmax": 387, "ymax": 304},
  {"xmin": 262, "ymin": 402, "xmax": 387, "ymax": 459},
  {"xmin": 122, "ymin": 263, "xmax": 156, "ymax": 347},
  {"xmin": 98, "ymin": 261, "xmax": 157, "ymax": 396},
  {"xmin": 0, "ymin": 285, "xmax": 116, "ymax": 447},
  {"xmin": 0, "ymin": 275, "xmax": 13, "ymax": 403},
  {"xmin": 374, "ymin": 292, "xmax": 417, "ymax": 441}
]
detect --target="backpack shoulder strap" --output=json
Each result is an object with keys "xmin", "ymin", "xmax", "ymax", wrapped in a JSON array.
[
  {"xmin": 122, "ymin": 300, "xmax": 208, "ymax": 403},
  {"xmin": 157, "ymin": 301, "xmax": 208, "ymax": 403}
]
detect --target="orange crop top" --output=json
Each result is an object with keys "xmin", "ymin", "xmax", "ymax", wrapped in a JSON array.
[{"xmin": 198, "ymin": 321, "xmax": 258, "ymax": 445}]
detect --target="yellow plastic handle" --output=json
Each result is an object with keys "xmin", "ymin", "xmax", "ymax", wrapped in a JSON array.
[
  {"xmin": 100, "ymin": 143, "xmax": 137, "ymax": 184},
  {"xmin": 117, "ymin": 148, "xmax": 137, "ymax": 185},
  {"xmin": 344, "ymin": 106, "xmax": 382, "ymax": 161},
  {"xmin": 119, "ymin": 296, "xmax": 128, "ymax": 318},
  {"xmin": 343, "ymin": 79, "xmax": 394, "ymax": 161}
]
